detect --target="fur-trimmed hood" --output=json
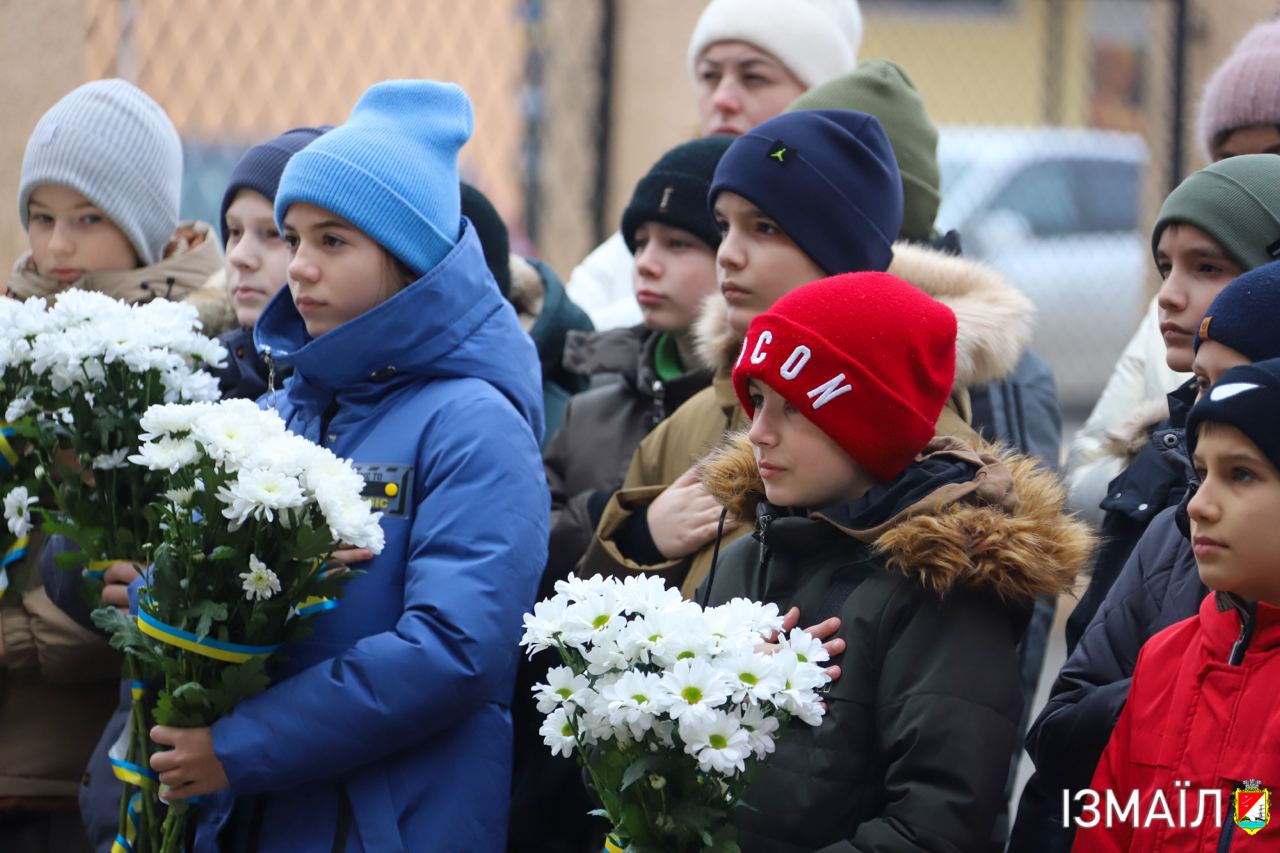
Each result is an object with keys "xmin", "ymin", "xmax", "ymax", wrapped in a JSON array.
[
  {"xmin": 693, "ymin": 240, "xmax": 1033, "ymax": 387},
  {"xmin": 7, "ymin": 220, "xmax": 236, "ymax": 336},
  {"xmin": 699, "ymin": 434, "xmax": 1093, "ymax": 603}
]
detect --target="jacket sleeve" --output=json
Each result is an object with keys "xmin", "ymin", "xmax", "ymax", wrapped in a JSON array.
[
  {"xmin": 211, "ymin": 393, "xmax": 549, "ymax": 793},
  {"xmin": 1024, "ymin": 511, "xmax": 1179, "ymax": 798},
  {"xmin": 826, "ymin": 586, "xmax": 1024, "ymax": 853},
  {"xmin": 1010, "ymin": 351, "xmax": 1063, "ymax": 472},
  {"xmin": 1071, "ymin": 650, "xmax": 1142, "ymax": 852}
]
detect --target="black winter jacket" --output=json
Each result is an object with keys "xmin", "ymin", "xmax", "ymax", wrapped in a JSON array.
[
  {"xmin": 696, "ymin": 436, "xmax": 1092, "ymax": 853},
  {"xmin": 1065, "ymin": 379, "xmax": 1197, "ymax": 654},
  {"xmin": 1010, "ymin": 502, "xmax": 1206, "ymax": 851}
]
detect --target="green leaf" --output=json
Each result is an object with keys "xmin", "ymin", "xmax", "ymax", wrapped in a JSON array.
[
  {"xmin": 208, "ymin": 545, "xmax": 239, "ymax": 562},
  {"xmin": 620, "ymin": 755, "xmax": 660, "ymax": 792},
  {"xmin": 188, "ymin": 600, "xmax": 228, "ymax": 641}
]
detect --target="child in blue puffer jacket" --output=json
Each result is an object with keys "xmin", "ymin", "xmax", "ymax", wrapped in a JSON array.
[{"xmin": 146, "ymin": 80, "xmax": 549, "ymax": 852}]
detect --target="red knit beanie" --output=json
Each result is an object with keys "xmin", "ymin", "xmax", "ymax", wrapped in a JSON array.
[{"xmin": 732, "ymin": 272, "xmax": 957, "ymax": 482}]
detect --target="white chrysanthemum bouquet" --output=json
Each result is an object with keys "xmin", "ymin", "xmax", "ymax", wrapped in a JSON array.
[
  {"xmin": 0, "ymin": 291, "xmax": 225, "ymax": 591},
  {"xmin": 94, "ymin": 398, "xmax": 384, "ymax": 853},
  {"xmin": 520, "ymin": 573, "xmax": 830, "ymax": 853}
]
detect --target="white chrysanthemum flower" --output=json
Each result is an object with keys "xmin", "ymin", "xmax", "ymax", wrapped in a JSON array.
[
  {"xmin": 520, "ymin": 596, "xmax": 572, "ymax": 656},
  {"xmin": 661, "ymin": 658, "xmax": 731, "ymax": 725},
  {"xmin": 718, "ymin": 650, "xmax": 784, "ymax": 704},
  {"xmin": 618, "ymin": 573, "xmax": 684, "ymax": 616},
  {"xmin": 162, "ymin": 366, "xmax": 221, "ymax": 403},
  {"xmin": 91, "ymin": 448, "xmax": 130, "ymax": 470},
  {"xmin": 533, "ymin": 666, "xmax": 593, "ymax": 715},
  {"xmin": 737, "ymin": 704, "xmax": 781, "ymax": 759},
  {"xmin": 539, "ymin": 706, "xmax": 579, "ymax": 758},
  {"xmin": 4, "ymin": 396, "xmax": 35, "ymax": 422},
  {"xmin": 129, "ymin": 436, "xmax": 200, "ymax": 473},
  {"xmin": 218, "ymin": 468, "xmax": 306, "ymax": 525},
  {"xmin": 601, "ymin": 670, "xmax": 667, "ymax": 740},
  {"xmin": 553, "ymin": 573, "xmax": 615, "ymax": 604},
  {"xmin": 559, "ymin": 584, "xmax": 625, "ymax": 646},
  {"xmin": 164, "ymin": 487, "xmax": 195, "ymax": 506},
  {"xmin": 139, "ymin": 402, "xmax": 206, "ymax": 439},
  {"xmin": 783, "ymin": 628, "xmax": 831, "ymax": 665},
  {"xmin": 316, "ymin": 488, "xmax": 384, "ymax": 553},
  {"xmin": 705, "ymin": 597, "xmax": 784, "ymax": 644},
  {"xmin": 771, "ymin": 650, "xmax": 829, "ymax": 726},
  {"xmin": 4, "ymin": 487, "xmax": 37, "ymax": 538},
  {"xmin": 239, "ymin": 555, "xmax": 281, "ymax": 602},
  {"xmin": 678, "ymin": 710, "xmax": 751, "ymax": 776}
]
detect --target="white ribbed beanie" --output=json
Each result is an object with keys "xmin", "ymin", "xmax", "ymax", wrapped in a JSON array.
[
  {"xmin": 687, "ymin": 0, "xmax": 863, "ymax": 89},
  {"xmin": 18, "ymin": 79, "xmax": 183, "ymax": 265}
]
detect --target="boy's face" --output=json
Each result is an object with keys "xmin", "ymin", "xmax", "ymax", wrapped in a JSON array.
[
  {"xmin": 1192, "ymin": 340, "xmax": 1251, "ymax": 401},
  {"xmin": 1189, "ymin": 423, "xmax": 1280, "ymax": 606},
  {"xmin": 1211, "ymin": 124, "xmax": 1280, "ymax": 161},
  {"xmin": 1155, "ymin": 223, "xmax": 1243, "ymax": 373},
  {"xmin": 282, "ymin": 202, "xmax": 412, "ymax": 338},
  {"xmin": 26, "ymin": 184, "xmax": 140, "ymax": 280},
  {"xmin": 693, "ymin": 41, "xmax": 806, "ymax": 138},
  {"xmin": 225, "ymin": 190, "xmax": 291, "ymax": 328},
  {"xmin": 713, "ymin": 192, "xmax": 827, "ymax": 336},
  {"xmin": 746, "ymin": 379, "xmax": 873, "ymax": 508},
  {"xmin": 631, "ymin": 222, "xmax": 718, "ymax": 335}
]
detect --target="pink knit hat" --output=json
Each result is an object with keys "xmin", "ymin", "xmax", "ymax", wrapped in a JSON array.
[{"xmin": 1197, "ymin": 18, "xmax": 1280, "ymax": 161}]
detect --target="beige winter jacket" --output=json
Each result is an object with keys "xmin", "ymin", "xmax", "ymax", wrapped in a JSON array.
[{"xmin": 580, "ymin": 241, "xmax": 1035, "ymax": 597}]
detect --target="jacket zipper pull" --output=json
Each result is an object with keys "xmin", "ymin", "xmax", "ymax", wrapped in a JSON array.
[
  {"xmin": 651, "ymin": 379, "xmax": 665, "ymax": 425},
  {"xmin": 1227, "ymin": 598, "xmax": 1258, "ymax": 666},
  {"xmin": 263, "ymin": 349, "xmax": 277, "ymax": 410}
]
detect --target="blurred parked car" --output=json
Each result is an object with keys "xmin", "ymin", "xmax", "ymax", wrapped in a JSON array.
[{"xmin": 936, "ymin": 127, "xmax": 1150, "ymax": 413}]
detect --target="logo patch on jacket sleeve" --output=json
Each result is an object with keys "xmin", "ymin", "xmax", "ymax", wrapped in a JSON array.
[{"xmin": 354, "ymin": 463, "xmax": 413, "ymax": 517}]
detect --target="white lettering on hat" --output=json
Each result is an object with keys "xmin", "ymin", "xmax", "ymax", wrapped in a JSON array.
[
  {"xmin": 750, "ymin": 330, "xmax": 773, "ymax": 365},
  {"xmin": 1209, "ymin": 382, "xmax": 1261, "ymax": 402},
  {"xmin": 736, "ymin": 335, "xmax": 749, "ymax": 368},
  {"xmin": 780, "ymin": 346, "xmax": 811, "ymax": 380},
  {"xmin": 807, "ymin": 374, "xmax": 853, "ymax": 409}
]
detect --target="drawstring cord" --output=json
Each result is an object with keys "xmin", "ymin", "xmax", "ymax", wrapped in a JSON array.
[{"xmin": 700, "ymin": 506, "xmax": 730, "ymax": 608}]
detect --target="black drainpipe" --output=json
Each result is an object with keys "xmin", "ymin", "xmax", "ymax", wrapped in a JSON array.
[{"xmin": 592, "ymin": 0, "xmax": 618, "ymax": 246}]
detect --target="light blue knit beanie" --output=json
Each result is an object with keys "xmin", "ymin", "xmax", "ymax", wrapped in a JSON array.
[
  {"xmin": 275, "ymin": 80, "xmax": 473, "ymax": 278},
  {"xmin": 18, "ymin": 79, "xmax": 183, "ymax": 266}
]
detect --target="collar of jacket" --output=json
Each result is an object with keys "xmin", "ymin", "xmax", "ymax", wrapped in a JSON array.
[
  {"xmin": 701, "ymin": 433, "xmax": 1094, "ymax": 604},
  {"xmin": 1201, "ymin": 592, "xmax": 1280, "ymax": 660},
  {"xmin": 689, "ymin": 239, "xmax": 1032, "ymax": 389},
  {"xmin": 6, "ymin": 221, "xmax": 234, "ymax": 334},
  {"xmin": 563, "ymin": 325, "xmax": 715, "ymax": 405},
  {"xmin": 253, "ymin": 221, "xmax": 543, "ymax": 428}
]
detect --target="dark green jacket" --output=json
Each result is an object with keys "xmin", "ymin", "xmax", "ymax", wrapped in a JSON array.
[{"xmin": 698, "ymin": 437, "xmax": 1093, "ymax": 853}]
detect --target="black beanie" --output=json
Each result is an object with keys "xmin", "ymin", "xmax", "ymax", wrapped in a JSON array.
[
  {"xmin": 220, "ymin": 125, "xmax": 330, "ymax": 245},
  {"xmin": 460, "ymin": 182, "xmax": 512, "ymax": 299},
  {"xmin": 621, "ymin": 135, "xmax": 734, "ymax": 254},
  {"xmin": 1187, "ymin": 358, "xmax": 1280, "ymax": 474},
  {"xmin": 708, "ymin": 109, "xmax": 903, "ymax": 276},
  {"xmin": 1194, "ymin": 260, "xmax": 1280, "ymax": 362}
]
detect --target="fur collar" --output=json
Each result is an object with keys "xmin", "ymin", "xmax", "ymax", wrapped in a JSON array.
[
  {"xmin": 7, "ymin": 221, "xmax": 236, "ymax": 336},
  {"xmin": 698, "ymin": 433, "xmax": 1092, "ymax": 603},
  {"xmin": 693, "ymin": 241, "xmax": 1033, "ymax": 387}
]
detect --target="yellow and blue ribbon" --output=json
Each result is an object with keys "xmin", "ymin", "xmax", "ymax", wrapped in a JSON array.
[
  {"xmin": 109, "ymin": 754, "xmax": 158, "ymax": 792},
  {"xmin": 0, "ymin": 535, "xmax": 28, "ymax": 601},
  {"xmin": 84, "ymin": 559, "xmax": 128, "ymax": 581},
  {"xmin": 110, "ymin": 793, "xmax": 142, "ymax": 853},
  {"xmin": 137, "ymin": 610, "xmax": 280, "ymax": 664},
  {"xmin": 293, "ymin": 595, "xmax": 338, "ymax": 619},
  {"xmin": 0, "ymin": 425, "xmax": 18, "ymax": 474},
  {"xmin": 604, "ymin": 835, "xmax": 627, "ymax": 853}
]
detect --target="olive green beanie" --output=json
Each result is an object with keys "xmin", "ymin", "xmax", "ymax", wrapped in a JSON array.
[
  {"xmin": 1152, "ymin": 153, "xmax": 1280, "ymax": 270},
  {"xmin": 787, "ymin": 59, "xmax": 940, "ymax": 242}
]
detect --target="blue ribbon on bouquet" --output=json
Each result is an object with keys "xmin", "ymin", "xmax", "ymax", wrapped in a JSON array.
[
  {"xmin": 0, "ymin": 534, "xmax": 29, "ymax": 601},
  {"xmin": 137, "ymin": 609, "xmax": 281, "ymax": 664},
  {"xmin": 0, "ymin": 425, "xmax": 19, "ymax": 474},
  {"xmin": 111, "ymin": 792, "xmax": 142, "ymax": 853}
]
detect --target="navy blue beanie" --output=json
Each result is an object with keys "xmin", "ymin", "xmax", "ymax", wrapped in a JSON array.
[
  {"xmin": 708, "ymin": 109, "xmax": 903, "ymax": 275},
  {"xmin": 1186, "ymin": 358, "xmax": 1280, "ymax": 474},
  {"xmin": 460, "ymin": 182, "xmax": 512, "ymax": 299},
  {"xmin": 1194, "ymin": 260, "xmax": 1280, "ymax": 362},
  {"xmin": 219, "ymin": 125, "xmax": 329, "ymax": 245}
]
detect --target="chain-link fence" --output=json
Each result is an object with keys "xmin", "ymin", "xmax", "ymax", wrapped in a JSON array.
[
  {"xmin": 82, "ymin": 0, "xmax": 612, "ymax": 278},
  {"xmin": 76, "ymin": 0, "xmax": 1229, "ymax": 414}
]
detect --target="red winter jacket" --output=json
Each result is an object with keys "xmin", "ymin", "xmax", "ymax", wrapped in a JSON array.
[{"xmin": 1076, "ymin": 594, "xmax": 1280, "ymax": 851}]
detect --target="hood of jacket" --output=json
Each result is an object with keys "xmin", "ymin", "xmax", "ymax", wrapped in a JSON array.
[
  {"xmin": 6, "ymin": 221, "xmax": 235, "ymax": 336},
  {"xmin": 1101, "ymin": 377, "xmax": 1197, "ymax": 471},
  {"xmin": 700, "ymin": 433, "xmax": 1093, "ymax": 604},
  {"xmin": 692, "ymin": 240, "xmax": 1033, "ymax": 388},
  {"xmin": 253, "ymin": 221, "xmax": 544, "ymax": 439},
  {"xmin": 509, "ymin": 254, "xmax": 593, "ymax": 391}
]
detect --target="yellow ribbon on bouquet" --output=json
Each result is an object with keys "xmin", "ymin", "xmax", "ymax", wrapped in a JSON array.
[{"xmin": 137, "ymin": 609, "xmax": 280, "ymax": 664}]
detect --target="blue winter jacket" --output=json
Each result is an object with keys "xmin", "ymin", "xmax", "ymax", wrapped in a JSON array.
[{"xmin": 193, "ymin": 221, "xmax": 549, "ymax": 852}]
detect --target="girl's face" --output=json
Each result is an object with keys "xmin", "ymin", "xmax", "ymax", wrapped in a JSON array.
[
  {"xmin": 282, "ymin": 203, "xmax": 413, "ymax": 338},
  {"xmin": 713, "ymin": 191, "xmax": 827, "ymax": 336},
  {"xmin": 693, "ymin": 41, "xmax": 806, "ymax": 138},
  {"xmin": 631, "ymin": 222, "xmax": 718, "ymax": 334},
  {"xmin": 1189, "ymin": 422, "xmax": 1280, "ymax": 606},
  {"xmin": 225, "ymin": 190, "xmax": 291, "ymax": 328},
  {"xmin": 1191, "ymin": 340, "xmax": 1252, "ymax": 401},
  {"xmin": 1155, "ymin": 223, "xmax": 1244, "ymax": 372},
  {"xmin": 1210, "ymin": 125, "xmax": 1280, "ymax": 161},
  {"xmin": 746, "ymin": 379, "xmax": 873, "ymax": 509},
  {"xmin": 26, "ymin": 184, "xmax": 140, "ymax": 280}
]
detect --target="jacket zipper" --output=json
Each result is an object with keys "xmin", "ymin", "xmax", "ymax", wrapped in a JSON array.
[
  {"xmin": 650, "ymin": 379, "xmax": 666, "ymax": 427},
  {"xmin": 1215, "ymin": 598, "xmax": 1257, "ymax": 852}
]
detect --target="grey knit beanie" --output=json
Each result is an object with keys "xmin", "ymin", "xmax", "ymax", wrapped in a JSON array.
[{"xmin": 18, "ymin": 79, "xmax": 183, "ymax": 266}]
